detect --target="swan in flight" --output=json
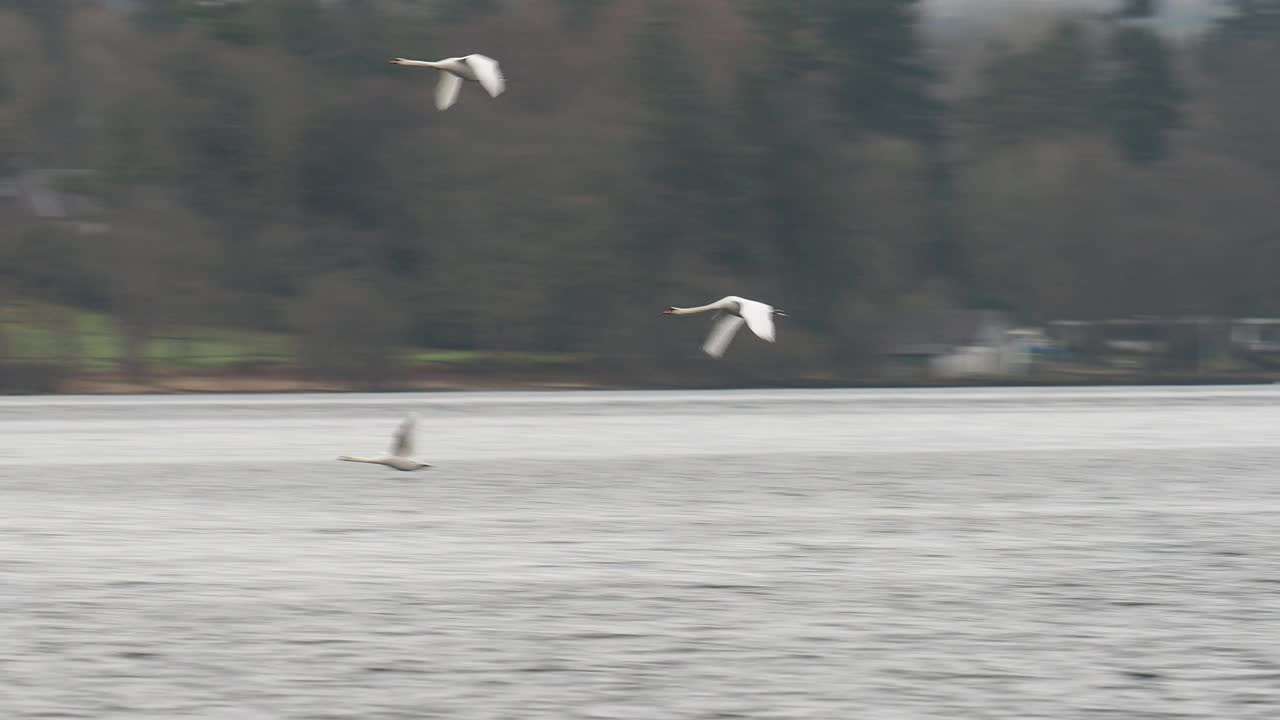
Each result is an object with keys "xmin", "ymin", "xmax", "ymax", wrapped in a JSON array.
[
  {"xmin": 389, "ymin": 54, "xmax": 505, "ymax": 111},
  {"xmin": 663, "ymin": 296, "xmax": 787, "ymax": 358},
  {"xmin": 337, "ymin": 413, "xmax": 432, "ymax": 471}
]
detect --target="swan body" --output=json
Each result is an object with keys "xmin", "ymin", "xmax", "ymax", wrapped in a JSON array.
[
  {"xmin": 389, "ymin": 54, "xmax": 505, "ymax": 111},
  {"xmin": 663, "ymin": 296, "xmax": 787, "ymax": 358},
  {"xmin": 338, "ymin": 413, "xmax": 432, "ymax": 471}
]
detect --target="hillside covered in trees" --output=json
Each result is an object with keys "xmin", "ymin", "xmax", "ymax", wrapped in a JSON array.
[{"xmin": 2, "ymin": 0, "xmax": 1279, "ymax": 391}]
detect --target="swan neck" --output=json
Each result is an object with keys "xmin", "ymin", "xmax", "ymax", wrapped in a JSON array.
[
  {"xmin": 672, "ymin": 303, "xmax": 723, "ymax": 315},
  {"xmin": 399, "ymin": 59, "xmax": 440, "ymax": 68}
]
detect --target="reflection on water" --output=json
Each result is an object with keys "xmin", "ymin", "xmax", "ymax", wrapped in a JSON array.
[{"xmin": 3, "ymin": 388, "xmax": 1279, "ymax": 718}]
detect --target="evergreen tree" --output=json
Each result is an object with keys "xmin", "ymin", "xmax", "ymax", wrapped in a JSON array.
[
  {"xmin": 1101, "ymin": 24, "xmax": 1183, "ymax": 164},
  {"xmin": 968, "ymin": 21, "xmax": 1100, "ymax": 144},
  {"xmin": 624, "ymin": 1, "xmax": 732, "ymax": 265},
  {"xmin": 819, "ymin": 0, "xmax": 941, "ymax": 143}
]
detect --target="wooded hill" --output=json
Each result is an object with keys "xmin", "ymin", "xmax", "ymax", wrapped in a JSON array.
[{"xmin": 2, "ymin": 1, "xmax": 1278, "ymax": 389}]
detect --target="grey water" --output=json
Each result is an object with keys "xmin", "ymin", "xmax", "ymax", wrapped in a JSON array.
[{"xmin": 2, "ymin": 386, "xmax": 1279, "ymax": 719}]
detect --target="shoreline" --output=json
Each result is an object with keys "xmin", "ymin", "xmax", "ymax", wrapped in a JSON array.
[{"xmin": 4, "ymin": 367, "xmax": 1279, "ymax": 395}]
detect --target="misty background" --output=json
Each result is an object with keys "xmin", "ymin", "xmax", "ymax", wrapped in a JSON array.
[{"xmin": 0, "ymin": 0, "xmax": 1277, "ymax": 390}]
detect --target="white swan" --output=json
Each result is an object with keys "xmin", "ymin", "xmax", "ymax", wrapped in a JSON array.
[
  {"xmin": 337, "ymin": 413, "xmax": 432, "ymax": 471},
  {"xmin": 389, "ymin": 54, "xmax": 505, "ymax": 111},
  {"xmin": 663, "ymin": 296, "xmax": 787, "ymax": 358}
]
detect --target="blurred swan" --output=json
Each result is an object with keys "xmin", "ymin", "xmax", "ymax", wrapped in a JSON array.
[
  {"xmin": 338, "ymin": 413, "xmax": 432, "ymax": 471},
  {"xmin": 389, "ymin": 54, "xmax": 505, "ymax": 111},
  {"xmin": 663, "ymin": 296, "xmax": 787, "ymax": 358}
]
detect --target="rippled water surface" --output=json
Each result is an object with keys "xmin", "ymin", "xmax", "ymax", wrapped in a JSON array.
[{"xmin": 3, "ymin": 387, "xmax": 1280, "ymax": 718}]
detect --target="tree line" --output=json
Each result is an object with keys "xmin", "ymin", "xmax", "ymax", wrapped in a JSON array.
[{"xmin": 1, "ymin": 0, "xmax": 1279, "ymax": 384}]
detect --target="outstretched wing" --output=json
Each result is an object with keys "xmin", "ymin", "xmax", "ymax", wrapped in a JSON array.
[
  {"xmin": 435, "ymin": 71, "xmax": 463, "ymax": 110},
  {"xmin": 465, "ymin": 54, "xmax": 505, "ymax": 98},
  {"xmin": 703, "ymin": 314, "xmax": 746, "ymax": 358},
  {"xmin": 391, "ymin": 413, "xmax": 417, "ymax": 457},
  {"xmin": 738, "ymin": 300, "xmax": 777, "ymax": 343}
]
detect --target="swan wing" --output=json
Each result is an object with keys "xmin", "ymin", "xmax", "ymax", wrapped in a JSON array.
[
  {"xmin": 391, "ymin": 413, "xmax": 417, "ymax": 458},
  {"xmin": 435, "ymin": 71, "xmax": 462, "ymax": 110},
  {"xmin": 738, "ymin": 300, "xmax": 777, "ymax": 342},
  {"xmin": 465, "ymin": 54, "xmax": 505, "ymax": 97},
  {"xmin": 703, "ymin": 314, "xmax": 746, "ymax": 358}
]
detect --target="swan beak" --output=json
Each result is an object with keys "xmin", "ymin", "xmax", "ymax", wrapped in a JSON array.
[
  {"xmin": 774, "ymin": 310, "xmax": 788, "ymax": 317},
  {"xmin": 663, "ymin": 308, "xmax": 677, "ymax": 314},
  {"xmin": 389, "ymin": 58, "xmax": 405, "ymax": 65}
]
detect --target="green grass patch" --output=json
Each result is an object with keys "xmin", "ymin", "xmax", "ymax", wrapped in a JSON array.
[
  {"xmin": 1, "ymin": 302, "xmax": 587, "ymax": 374},
  {"xmin": 405, "ymin": 349, "xmax": 589, "ymax": 367},
  {"xmin": 0, "ymin": 303, "xmax": 293, "ymax": 371}
]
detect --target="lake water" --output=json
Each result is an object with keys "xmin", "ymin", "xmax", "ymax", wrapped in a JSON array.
[{"xmin": 2, "ymin": 387, "xmax": 1279, "ymax": 718}]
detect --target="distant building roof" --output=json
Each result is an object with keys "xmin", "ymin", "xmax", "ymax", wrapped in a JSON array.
[{"xmin": 883, "ymin": 309, "xmax": 1012, "ymax": 356}]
